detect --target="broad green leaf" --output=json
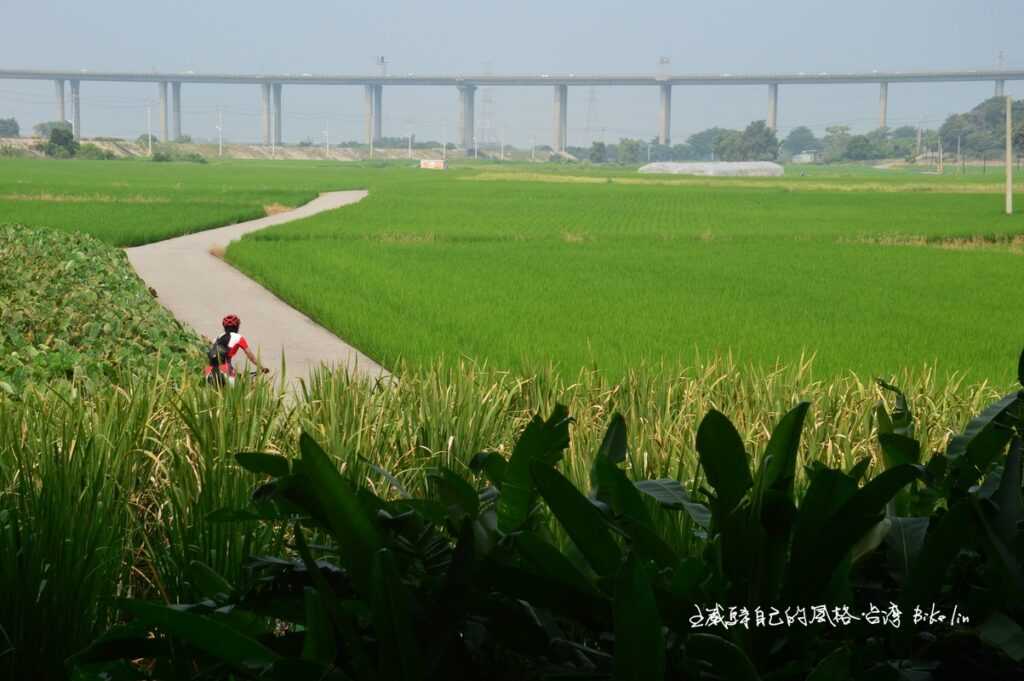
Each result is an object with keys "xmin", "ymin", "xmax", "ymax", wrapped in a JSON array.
[
  {"xmin": 847, "ymin": 457, "xmax": 871, "ymax": 483},
  {"xmin": 946, "ymin": 392, "xmax": 1022, "ymax": 490},
  {"xmin": 618, "ymin": 517, "xmax": 678, "ymax": 568},
  {"xmin": 515, "ymin": 533, "xmax": 602, "ymax": 596},
  {"xmin": 851, "ymin": 517, "xmax": 892, "ymax": 563},
  {"xmin": 878, "ymin": 433, "xmax": 921, "ymax": 470},
  {"xmin": 301, "ymin": 590, "xmax": 336, "ymax": 665},
  {"xmin": 1018, "ymin": 347, "xmax": 1023, "ymax": 387},
  {"xmin": 788, "ymin": 464, "xmax": 920, "ymax": 602},
  {"xmin": 759, "ymin": 401, "xmax": 810, "ymax": 501},
  {"xmin": 119, "ymin": 600, "xmax": 280, "ymax": 668},
  {"xmin": 296, "ymin": 432, "xmax": 380, "ymax": 595},
  {"xmin": 806, "ymin": 646, "xmax": 851, "ymax": 681},
  {"xmin": 188, "ymin": 561, "xmax": 233, "ymax": 602},
  {"xmin": 468, "ymin": 451, "xmax": 508, "ymax": 487},
  {"xmin": 969, "ymin": 496, "xmax": 1024, "ymax": 601},
  {"xmin": 371, "ymin": 548, "xmax": 422, "ymax": 681},
  {"xmin": 634, "ymin": 478, "xmax": 712, "ymax": 529},
  {"xmin": 428, "ymin": 468, "xmax": 480, "ymax": 523},
  {"xmin": 530, "ymin": 460, "xmax": 621, "ymax": 576},
  {"xmin": 598, "ymin": 413, "xmax": 628, "ymax": 464},
  {"xmin": 876, "ymin": 378, "xmax": 913, "ymax": 437},
  {"xmin": 360, "ymin": 456, "xmax": 410, "ymax": 498},
  {"xmin": 498, "ymin": 405, "xmax": 572, "ymax": 533},
  {"xmin": 235, "ymin": 452, "xmax": 291, "ymax": 477},
  {"xmin": 900, "ymin": 501, "xmax": 974, "ymax": 611},
  {"xmin": 592, "ymin": 454, "xmax": 653, "ymax": 529},
  {"xmin": 292, "ymin": 524, "xmax": 372, "ymax": 677},
  {"xmin": 884, "ymin": 517, "xmax": 929, "ymax": 583},
  {"xmin": 979, "ymin": 612, "xmax": 1024, "ymax": 662},
  {"xmin": 481, "ymin": 559, "xmax": 611, "ymax": 627},
  {"xmin": 613, "ymin": 553, "xmax": 664, "ymax": 681},
  {"xmin": 874, "ymin": 401, "xmax": 895, "ymax": 437},
  {"xmin": 686, "ymin": 633, "xmax": 760, "ymax": 681},
  {"xmin": 695, "ymin": 410, "xmax": 753, "ymax": 514},
  {"xmin": 991, "ymin": 437, "xmax": 1022, "ymax": 549}
]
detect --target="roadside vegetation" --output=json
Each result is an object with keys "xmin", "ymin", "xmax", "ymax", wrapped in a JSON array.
[
  {"xmin": 2, "ymin": 354, "xmax": 1021, "ymax": 679},
  {"xmin": 0, "ymin": 225, "xmax": 200, "ymax": 395}
]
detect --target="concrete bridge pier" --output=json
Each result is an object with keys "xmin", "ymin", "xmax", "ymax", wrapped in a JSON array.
[
  {"xmin": 158, "ymin": 81, "xmax": 169, "ymax": 142},
  {"xmin": 373, "ymin": 85, "xmax": 382, "ymax": 141},
  {"xmin": 553, "ymin": 84, "xmax": 568, "ymax": 152},
  {"xmin": 272, "ymin": 83, "xmax": 283, "ymax": 145},
  {"xmin": 54, "ymin": 79, "xmax": 65, "ymax": 123},
  {"xmin": 879, "ymin": 82, "xmax": 888, "ymax": 129},
  {"xmin": 365, "ymin": 84, "xmax": 383, "ymax": 144},
  {"xmin": 995, "ymin": 79, "xmax": 1006, "ymax": 97},
  {"xmin": 261, "ymin": 83, "xmax": 271, "ymax": 145},
  {"xmin": 171, "ymin": 82, "xmax": 182, "ymax": 140},
  {"xmin": 457, "ymin": 84, "xmax": 476, "ymax": 150},
  {"xmin": 767, "ymin": 83, "xmax": 778, "ymax": 130},
  {"xmin": 658, "ymin": 83, "xmax": 672, "ymax": 145},
  {"xmin": 70, "ymin": 79, "xmax": 80, "ymax": 139}
]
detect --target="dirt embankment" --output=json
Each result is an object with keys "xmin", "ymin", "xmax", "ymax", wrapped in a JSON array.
[{"xmin": 0, "ymin": 136, "xmax": 517, "ymax": 162}]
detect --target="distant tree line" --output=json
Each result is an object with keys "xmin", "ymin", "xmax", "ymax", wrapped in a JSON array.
[{"xmin": 562, "ymin": 95, "xmax": 1024, "ymax": 166}]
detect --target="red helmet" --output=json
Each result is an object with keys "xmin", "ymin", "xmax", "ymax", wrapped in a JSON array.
[{"xmin": 222, "ymin": 314, "xmax": 241, "ymax": 329}]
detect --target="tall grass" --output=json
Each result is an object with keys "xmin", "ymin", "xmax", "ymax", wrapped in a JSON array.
[{"xmin": 0, "ymin": 357, "xmax": 1006, "ymax": 679}]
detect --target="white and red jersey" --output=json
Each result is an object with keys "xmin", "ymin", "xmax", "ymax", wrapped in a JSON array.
[
  {"xmin": 204, "ymin": 332, "xmax": 249, "ymax": 379},
  {"xmin": 222, "ymin": 333, "xmax": 249, "ymax": 362}
]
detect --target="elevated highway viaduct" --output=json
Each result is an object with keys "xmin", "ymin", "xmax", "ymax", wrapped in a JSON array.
[{"xmin": 3, "ymin": 68, "xmax": 1022, "ymax": 151}]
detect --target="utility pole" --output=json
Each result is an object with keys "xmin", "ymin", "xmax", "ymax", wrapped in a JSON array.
[
  {"xmin": 216, "ymin": 109, "xmax": 223, "ymax": 157},
  {"xmin": 531, "ymin": 135, "xmax": 536, "ymax": 162},
  {"xmin": 271, "ymin": 108, "xmax": 276, "ymax": 159},
  {"xmin": 500, "ymin": 128, "xmax": 504, "ymax": 161},
  {"xmin": 146, "ymin": 104, "xmax": 152, "ymax": 156},
  {"xmin": 938, "ymin": 139, "xmax": 943, "ymax": 174},
  {"xmin": 474, "ymin": 137, "xmax": 478, "ymax": 160},
  {"xmin": 1006, "ymin": 95, "xmax": 1014, "ymax": 215},
  {"xmin": 408, "ymin": 132, "xmax": 412, "ymax": 159},
  {"xmin": 956, "ymin": 134, "xmax": 961, "ymax": 175}
]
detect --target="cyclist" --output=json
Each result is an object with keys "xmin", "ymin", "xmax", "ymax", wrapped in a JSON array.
[{"xmin": 205, "ymin": 314, "xmax": 270, "ymax": 386}]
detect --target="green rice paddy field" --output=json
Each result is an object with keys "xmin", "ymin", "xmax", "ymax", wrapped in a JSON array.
[{"xmin": 2, "ymin": 157, "xmax": 1022, "ymax": 382}]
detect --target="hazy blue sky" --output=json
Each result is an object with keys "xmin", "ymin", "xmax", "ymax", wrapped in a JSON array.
[{"xmin": 1, "ymin": 0, "xmax": 1021, "ymax": 146}]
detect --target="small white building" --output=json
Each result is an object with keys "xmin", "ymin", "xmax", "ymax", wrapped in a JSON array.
[{"xmin": 791, "ymin": 150, "xmax": 821, "ymax": 164}]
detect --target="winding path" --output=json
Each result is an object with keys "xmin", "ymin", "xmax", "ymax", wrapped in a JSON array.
[{"xmin": 126, "ymin": 191, "xmax": 389, "ymax": 387}]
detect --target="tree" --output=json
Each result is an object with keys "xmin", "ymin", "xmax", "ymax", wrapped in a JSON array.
[
  {"xmin": 34, "ymin": 120, "xmax": 72, "ymax": 138},
  {"xmin": 589, "ymin": 141, "xmax": 607, "ymax": 163},
  {"xmin": 670, "ymin": 143, "xmax": 694, "ymax": 160},
  {"xmin": 40, "ymin": 127, "xmax": 78, "ymax": 157},
  {"xmin": 686, "ymin": 127, "xmax": 731, "ymax": 160},
  {"xmin": 616, "ymin": 138, "xmax": 644, "ymax": 164},
  {"xmin": 0, "ymin": 118, "xmax": 18, "ymax": 137},
  {"xmin": 845, "ymin": 135, "xmax": 875, "ymax": 160},
  {"xmin": 741, "ymin": 120, "xmax": 778, "ymax": 160},
  {"xmin": 136, "ymin": 133, "xmax": 159, "ymax": 148},
  {"xmin": 822, "ymin": 126, "xmax": 851, "ymax": 162},
  {"xmin": 712, "ymin": 130, "xmax": 745, "ymax": 161},
  {"xmin": 782, "ymin": 126, "xmax": 819, "ymax": 156}
]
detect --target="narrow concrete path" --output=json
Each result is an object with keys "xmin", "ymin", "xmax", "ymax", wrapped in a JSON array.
[{"xmin": 126, "ymin": 190, "xmax": 389, "ymax": 388}]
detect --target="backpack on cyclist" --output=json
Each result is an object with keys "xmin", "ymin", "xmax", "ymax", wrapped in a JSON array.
[{"xmin": 206, "ymin": 333, "xmax": 232, "ymax": 387}]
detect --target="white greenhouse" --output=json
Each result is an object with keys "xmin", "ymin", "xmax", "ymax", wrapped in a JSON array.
[{"xmin": 638, "ymin": 161, "xmax": 785, "ymax": 177}]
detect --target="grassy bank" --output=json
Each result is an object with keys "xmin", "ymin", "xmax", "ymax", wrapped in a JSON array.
[{"xmin": 0, "ymin": 225, "xmax": 201, "ymax": 395}]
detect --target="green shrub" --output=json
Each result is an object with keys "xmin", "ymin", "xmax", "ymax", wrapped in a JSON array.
[
  {"xmin": 0, "ymin": 225, "xmax": 200, "ymax": 395},
  {"xmin": 76, "ymin": 143, "xmax": 116, "ymax": 160}
]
